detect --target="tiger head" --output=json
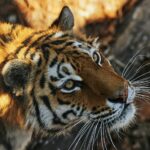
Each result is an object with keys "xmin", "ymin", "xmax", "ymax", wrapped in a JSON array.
[{"xmin": 1, "ymin": 6, "xmax": 136, "ymax": 135}]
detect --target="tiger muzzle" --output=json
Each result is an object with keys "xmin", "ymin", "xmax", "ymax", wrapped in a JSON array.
[{"xmin": 108, "ymin": 82, "xmax": 136, "ymax": 104}]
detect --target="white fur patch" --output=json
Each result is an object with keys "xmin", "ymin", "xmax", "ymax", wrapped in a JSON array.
[
  {"xmin": 53, "ymin": 32, "xmax": 64, "ymax": 38},
  {"xmin": 106, "ymin": 100, "xmax": 136, "ymax": 130},
  {"xmin": 111, "ymin": 104, "xmax": 136, "ymax": 130},
  {"xmin": 38, "ymin": 104, "xmax": 53, "ymax": 129},
  {"xmin": 32, "ymin": 53, "xmax": 40, "ymax": 63},
  {"xmin": 48, "ymin": 63, "xmax": 59, "ymax": 78},
  {"xmin": 127, "ymin": 86, "xmax": 136, "ymax": 104}
]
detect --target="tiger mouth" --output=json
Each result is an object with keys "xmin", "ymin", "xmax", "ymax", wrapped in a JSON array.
[
  {"xmin": 89, "ymin": 86, "xmax": 136, "ymax": 130},
  {"xmin": 110, "ymin": 103, "xmax": 136, "ymax": 130}
]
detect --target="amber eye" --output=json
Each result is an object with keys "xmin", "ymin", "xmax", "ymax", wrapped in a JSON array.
[
  {"xmin": 60, "ymin": 79, "xmax": 82, "ymax": 93},
  {"xmin": 93, "ymin": 51, "xmax": 101, "ymax": 66},
  {"xmin": 64, "ymin": 80, "xmax": 74, "ymax": 89}
]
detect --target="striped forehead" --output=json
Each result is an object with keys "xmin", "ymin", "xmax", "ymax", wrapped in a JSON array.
[
  {"xmin": 72, "ymin": 41, "xmax": 98, "ymax": 58},
  {"xmin": 48, "ymin": 31, "xmax": 98, "ymax": 57}
]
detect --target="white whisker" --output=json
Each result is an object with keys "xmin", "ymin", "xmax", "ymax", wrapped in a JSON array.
[
  {"xmin": 131, "ymin": 71, "xmax": 150, "ymax": 82},
  {"xmin": 128, "ymin": 62, "xmax": 150, "ymax": 81},
  {"xmin": 80, "ymin": 122, "xmax": 94, "ymax": 150},
  {"xmin": 87, "ymin": 122, "xmax": 95, "ymax": 150},
  {"xmin": 91, "ymin": 121, "xmax": 99, "ymax": 150},
  {"xmin": 68, "ymin": 121, "xmax": 90, "ymax": 150},
  {"xmin": 106, "ymin": 123, "xmax": 117, "ymax": 150},
  {"xmin": 101, "ymin": 121, "xmax": 105, "ymax": 150},
  {"xmin": 102, "ymin": 122, "xmax": 108, "ymax": 150},
  {"xmin": 122, "ymin": 50, "xmax": 142, "ymax": 77}
]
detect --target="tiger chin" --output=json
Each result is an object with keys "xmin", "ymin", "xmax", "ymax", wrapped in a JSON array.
[{"xmin": 0, "ymin": 6, "xmax": 137, "ymax": 150}]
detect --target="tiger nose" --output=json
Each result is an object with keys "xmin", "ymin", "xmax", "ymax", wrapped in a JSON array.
[{"xmin": 108, "ymin": 85, "xmax": 135, "ymax": 104}]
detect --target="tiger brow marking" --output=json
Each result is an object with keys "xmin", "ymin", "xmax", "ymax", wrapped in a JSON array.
[
  {"xmin": 14, "ymin": 30, "xmax": 45, "ymax": 55},
  {"xmin": 24, "ymin": 33, "xmax": 54, "ymax": 57},
  {"xmin": 50, "ymin": 39, "xmax": 66, "ymax": 45}
]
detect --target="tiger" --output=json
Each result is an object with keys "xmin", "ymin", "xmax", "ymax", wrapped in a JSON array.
[{"xmin": 0, "ymin": 6, "xmax": 138, "ymax": 150}]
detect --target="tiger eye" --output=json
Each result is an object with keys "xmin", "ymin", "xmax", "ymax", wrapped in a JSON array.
[
  {"xmin": 65, "ymin": 80, "xmax": 74, "ymax": 89},
  {"xmin": 93, "ymin": 53, "xmax": 98, "ymax": 62},
  {"xmin": 93, "ymin": 52, "xmax": 102, "ymax": 66}
]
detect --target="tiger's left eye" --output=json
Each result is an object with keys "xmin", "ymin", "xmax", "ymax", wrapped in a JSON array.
[
  {"xmin": 64, "ymin": 80, "xmax": 74, "ymax": 89},
  {"xmin": 93, "ymin": 52, "xmax": 101, "ymax": 66}
]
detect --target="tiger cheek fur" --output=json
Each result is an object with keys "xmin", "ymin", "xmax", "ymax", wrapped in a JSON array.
[{"xmin": 0, "ymin": 6, "xmax": 137, "ymax": 150}]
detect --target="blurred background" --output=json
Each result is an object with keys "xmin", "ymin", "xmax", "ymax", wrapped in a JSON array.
[{"xmin": 0, "ymin": 0, "xmax": 149, "ymax": 149}]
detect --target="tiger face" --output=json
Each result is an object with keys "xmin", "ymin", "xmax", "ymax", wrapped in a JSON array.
[{"xmin": 1, "ymin": 6, "xmax": 136, "ymax": 139}]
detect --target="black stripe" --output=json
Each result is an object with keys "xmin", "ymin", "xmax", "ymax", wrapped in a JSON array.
[
  {"xmin": 71, "ymin": 63, "xmax": 76, "ymax": 70},
  {"xmin": 24, "ymin": 32, "xmax": 55, "ymax": 58},
  {"xmin": 30, "ymin": 53, "xmax": 35, "ymax": 60},
  {"xmin": 50, "ymin": 76, "xmax": 59, "ymax": 82},
  {"xmin": 48, "ymin": 83, "xmax": 57, "ymax": 95},
  {"xmin": 50, "ymin": 39, "xmax": 66, "ymax": 45},
  {"xmin": 24, "ymin": 34, "xmax": 48, "ymax": 56},
  {"xmin": 79, "ymin": 108, "xmax": 85, "ymax": 116},
  {"xmin": 15, "ymin": 30, "xmax": 44, "ymax": 55},
  {"xmin": 57, "ymin": 60, "xmax": 64, "ymax": 78},
  {"xmin": 43, "ymin": 48, "xmax": 50, "ymax": 63},
  {"xmin": 58, "ymin": 33, "xmax": 69, "ymax": 38},
  {"xmin": 10, "ymin": 24, "xmax": 17, "ymax": 33},
  {"xmin": 39, "ymin": 74, "xmax": 46, "ymax": 89},
  {"xmin": 44, "ymin": 33, "xmax": 55, "ymax": 41},
  {"xmin": 0, "ymin": 34, "xmax": 12, "ymax": 43},
  {"xmin": 55, "ymin": 47, "xmax": 65, "ymax": 53},
  {"xmin": 62, "ymin": 110, "xmax": 76, "ymax": 119},
  {"xmin": 40, "ymin": 96, "xmax": 52, "ymax": 111},
  {"xmin": 57, "ymin": 98, "xmax": 70, "ymax": 105},
  {"xmin": 37, "ymin": 56, "xmax": 42, "ymax": 67},
  {"xmin": 65, "ymin": 41, "xmax": 74, "ymax": 46},
  {"xmin": 41, "ymin": 96, "xmax": 65, "ymax": 125},
  {"xmin": 31, "ymin": 90, "xmax": 45, "ymax": 129},
  {"xmin": 49, "ymin": 56, "xmax": 58, "ymax": 67}
]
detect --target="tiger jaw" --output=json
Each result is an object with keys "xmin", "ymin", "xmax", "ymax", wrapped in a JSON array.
[{"xmin": 106, "ymin": 85, "xmax": 136, "ymax": 130}]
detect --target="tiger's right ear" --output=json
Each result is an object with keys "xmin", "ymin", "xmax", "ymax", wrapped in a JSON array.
[
  {"xmin": 2, "ymin": 59, "xmax": 31, "ymax": 91},
  {"xmin": 51, "ymin": 6, "xmax": 74, "ymax": 31}
]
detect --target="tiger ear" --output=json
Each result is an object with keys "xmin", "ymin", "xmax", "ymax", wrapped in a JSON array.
[
  {"xmin": 2, "ymin": 59, "xmax": 31, "ymax": 91},
  {"xmin": 51, "ymin": 6, "xmax": 74, "ymax": 31}
]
